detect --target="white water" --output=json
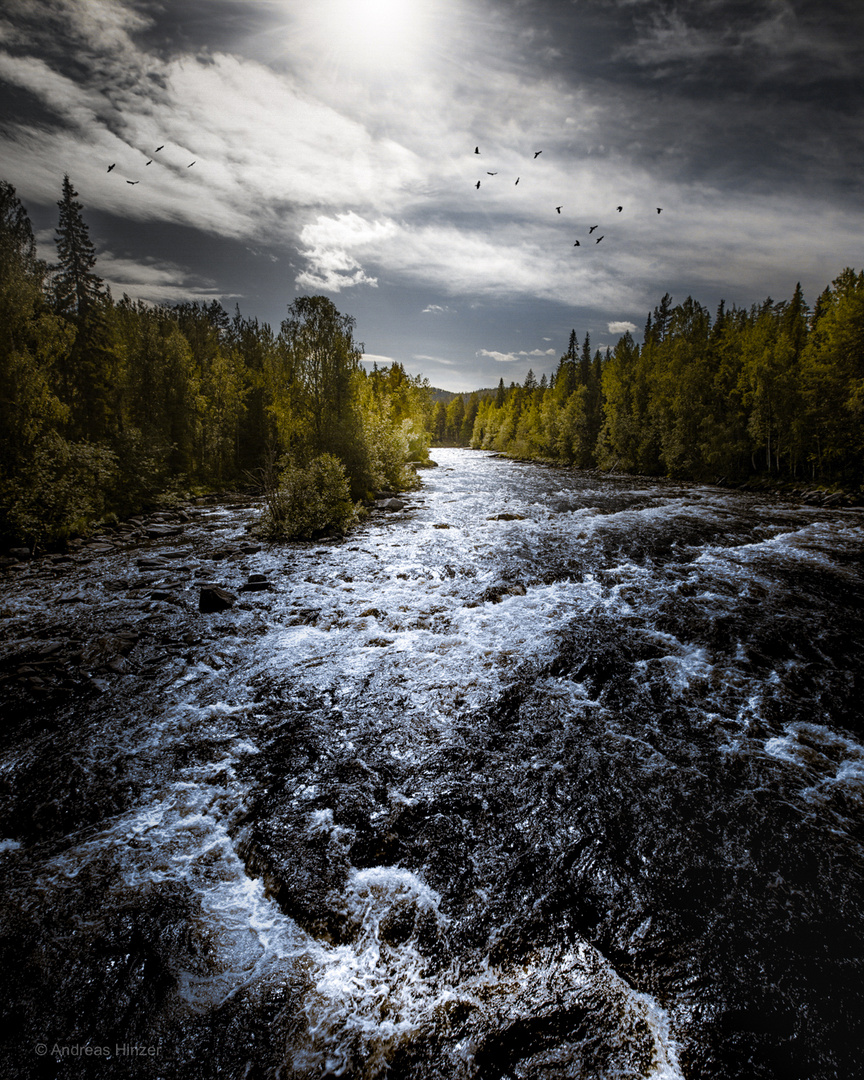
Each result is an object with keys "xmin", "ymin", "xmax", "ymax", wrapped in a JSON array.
[{"xmin": 3, "ymin": 449, "xmax": 863, "ymax": 1078}]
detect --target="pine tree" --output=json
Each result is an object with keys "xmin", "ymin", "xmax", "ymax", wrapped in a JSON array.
[
  {"xmin": 52, "ymin": 175, "xmax": 117, "ymax": 439},
  {"xmin": 53, "ymin": 175, "xmax": 104, "ymax": 320}
]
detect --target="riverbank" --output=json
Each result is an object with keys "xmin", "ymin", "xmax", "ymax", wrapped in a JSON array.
[{"xmin": 469, "ymin": 448, "xmax": 864, "ymax": 508}]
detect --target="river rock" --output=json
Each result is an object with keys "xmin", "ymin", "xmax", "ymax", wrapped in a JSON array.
[
  {"xmin": 145, "ymin": 524, "xmax": 182, "ymax": 539},
  {"xmin": 486, "ymin": 512, "xmax": 525, "ymax": 521},
  {"xmin": 206, "ymin": 546, "xmax": 239, "ymax": 561},
  {"xmin": 199, "ymin": 585, "xmax": 237, "ymax": 613},
  {"xmin": 9, "ymin": 547, "xmax": 32, "ymax": 560},
  {"xmin": 479, "ymin": 582, "xmax": 527, "ymax": 604},
  {"xmin": 136, "ymin": 557, "xmax": 169, "ymax": 570},
  {"xmin": 376, "ymin": 498, "xmax": 406, "ymax": 511},
  {"xmin": 241, "ymin": 574, "xmax": 271, "ymax": 592}
]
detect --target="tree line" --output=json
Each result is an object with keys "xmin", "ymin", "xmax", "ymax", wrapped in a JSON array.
[
  {"xmin": 0, "ymin": 176, "xmax": 432, "ymax": 547},
  {"xmin": 470, "ymin": 278, "xmax": 864, "ymax": 486}
]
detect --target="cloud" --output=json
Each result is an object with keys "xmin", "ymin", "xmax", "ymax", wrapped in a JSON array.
[
  {"xmin": 608, "ymin": 321, "xmax": 637, "ymax": 334},
  {"xmin": 414, "ymin": 353, "xmax": 457, "ymax": 367},
  {"xmin": 96, "ymin": 250, "xmax": 229, "ymax": 306},
  {"xmin": 3, "ymin": 0, "xmax": 863, "ymax": 365},
  {"xmin": 295, "ymin": 213, "xmax": 398, "ymax": 291},
  {"xmin": 477, "ymin": 349, "xmax": 520, "ymax": 363}
]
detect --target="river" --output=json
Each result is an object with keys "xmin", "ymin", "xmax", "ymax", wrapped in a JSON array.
[{"xmin": 1, "ymin": 448, "xmax": 863, "ymax": 1079}]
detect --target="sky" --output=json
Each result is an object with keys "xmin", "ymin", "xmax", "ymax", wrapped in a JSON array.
[{"xmin": 1, "ymin": 0, "xmax": 863, "ymax": 392}]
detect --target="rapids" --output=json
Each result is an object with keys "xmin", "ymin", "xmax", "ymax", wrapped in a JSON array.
[{"xmin": 1, "ymin": 448, "xmax": 862, "ymax": 1079}]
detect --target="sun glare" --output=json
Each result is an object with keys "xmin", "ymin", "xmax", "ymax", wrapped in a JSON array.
[{"xmin": 294, "ymin": 0, "xmax": 432, "ymax": 72}]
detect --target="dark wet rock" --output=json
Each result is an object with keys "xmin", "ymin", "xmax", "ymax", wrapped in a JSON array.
[
  {"xmin": 37, "ymin": 640, "xmax": 66, "ymax": 657},
  {"xmin": 366, "ymin": 637, "xmax": 394, "ymax": 647},
  {"xmin": 487, "ymin": 512, "xmax": 526, "ymax": 521},
  {"xmin": 240, "ymin": 577, "xmax": 271, "ymax": 592},
  {"xmin": 205, "ymin": 546, "xmax": 239, "ymax": 561},
  {"xmin": 290, "ymin": 608, "xmax": 321, "ymax": 625},
  {"xmin": 477, "ymin": 582, "xmax": 527, "ymax": 604},
  {"xmin": 0, "ymin": 556, "xmax": 20, "ymax": 568},
  {"xmin": 136, "ymin": 556, "xmax": 169, "ymax": 570},
  {"xmin": 376, "ymin": 498, "xmax": 406, "ymax": 511},
  {"xmin": 433, "ymin": 522, "xmax": 452, "ymax": 529},
  {"xmin": 8, "ymin": 547, "xmax": 31, "ymax": 561},
  {"xmin": 198, "ymin": 585, "xmax": 237, "ymax": 613},
  {"xmin": 359, "ymin": 607, "xmax": 385, "ymax": 619},
  {"xmin": 240, "ymin": 827, "xmax": 355, "ymax": 944},
  {"xmin": 145, "ymin": 524, "xmax": 182, "ymax": 539},
  {"xmin": 86, "ymin": 542, "xmax": 116, "ymax": 554}
]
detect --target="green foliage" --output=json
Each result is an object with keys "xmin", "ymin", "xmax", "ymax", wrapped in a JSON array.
[
  {"xmin": 473, "ymin": 280, "xmax": 864, "ymax": 486},
  {"xmin": 256, "ymin": 454, "xmax": 358, "ymax": 540},
  {"xmin": 1, "ymin": 433, "xmax": 117, "ymax": 547},
  {"xmin": 0, "ymin": 178, "xmax": 431, "ymax": 546}
]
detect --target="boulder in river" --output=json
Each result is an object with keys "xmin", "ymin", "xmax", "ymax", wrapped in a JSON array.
[
  {"xmin": 478, "ymin": 582, "xmax": 527, "ymax": 604},
  {"xmin": 145, "ymin": 524, "xmax": 182, "ymax": 539},
  {"xmin": 241, "ymin": 574, "xmax": 271, "ymax": 592},
  {"xmin": 376, "ymin": 498, "xmax": 406, "ymax": 511},
  {"xmin": 198, "ymin": 585, "xmax": 237, "ymax": 613}
]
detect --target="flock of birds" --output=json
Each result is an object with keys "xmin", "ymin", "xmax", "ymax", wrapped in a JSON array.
[
  {"xmin": 106, "ymin": 144, "xmax": 195, "ymax": 184},
  {"xmin": 473, "ymin": 145, "xmax": 662, "ymax": 247}
]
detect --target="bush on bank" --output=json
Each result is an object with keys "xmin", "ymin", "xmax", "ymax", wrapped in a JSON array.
[{"xmin": 255, "ymin": 454, "xmax": 358, "ymax": 541}]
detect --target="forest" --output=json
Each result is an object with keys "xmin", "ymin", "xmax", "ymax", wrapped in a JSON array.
[
  {"xmin": 3, "ymin": 174, "xmax": 863, "ymax": 551},
  {"xmin": 0, "ymin": 177, "xmax": 432, "ymax": 548},
  {"xmin": 467, "ymin": 278, "xmax": 864, "ymax": 486}
]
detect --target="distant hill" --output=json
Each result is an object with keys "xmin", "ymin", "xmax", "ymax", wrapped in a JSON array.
[{"xmin": 429, "ymin": 387, "xmax": 497, "ymax": 404}]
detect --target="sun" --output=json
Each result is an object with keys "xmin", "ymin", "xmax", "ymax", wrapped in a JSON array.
[{"xmin": 293, "ymin": 0, "xmax": 432, "ymax": 73}]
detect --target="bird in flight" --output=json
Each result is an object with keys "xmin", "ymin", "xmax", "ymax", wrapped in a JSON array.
[
  {"xmin": 589, "ymin": 225, "xmax": 598, "ymax": 234},
  {"xmin": 475, "ymin": 180, "xmax": 481, "ymax": 189},
  {"xmin": 187, "ymin": 161, "xmax": 196, "ymax": 167},
  {"xmin": 515, "ymin": 177, "xmax": 520, "ymax": 185},
  {"xmin": 556, "ymin": 206, "xmax": 562, "ymax": 214},
  {"xmin": 617, "ymin": 206, "xmax": 623, "ymax": 212},
  {"xmin": 595, "ymin": 235, "xmax": 604, "ymax": 243},
  {"xmin": 573, "ymin": 240, "xmax": 581, "ymax": 246},
  {"xmin": 657, "ymin": 207, "xmax": 663, "ymax": 213},
  {"xmin": 145, "ymin": 160, "xmax": 152, "ymax": 165},
  {"xmin": 107, "ymin": 164, "xmax": 115, "ymax": 172},
  {"xmin": 155, "ymin": 145, "xmax": 164, "ymax": 152},
  {"xmin": 534, "ymin": 150, "xmax": 542, "ymax": 158},
  {"xmin": 126, "ymin": 180, "xmax": 139, "ymax": 185},
  {"xmin": 474, "ymin": 146, "xmax": 480, "ymax": 154},
  {"xmin": 487, "ymin": 171, "xmax": 498, "ymax": 175}
]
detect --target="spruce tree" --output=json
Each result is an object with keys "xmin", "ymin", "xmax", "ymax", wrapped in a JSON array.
[
  {"xmin": 53, "ymin": 175, "xmax": 114, "ymax": 438},
  {"xmin": 54, "ymin": 175, "xmax": 104, "ymax": 319}
]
